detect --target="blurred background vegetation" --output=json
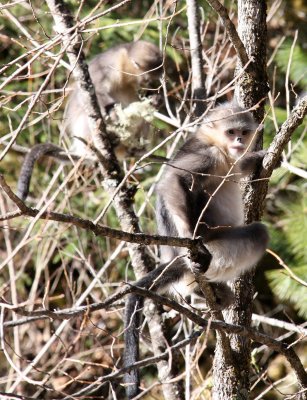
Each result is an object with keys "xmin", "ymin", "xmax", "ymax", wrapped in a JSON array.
[{"xmin": 0, "ymin": 0, "xmax": 306, "ymax": 399}]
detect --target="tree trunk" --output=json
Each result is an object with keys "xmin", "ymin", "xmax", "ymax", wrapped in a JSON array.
[{"xmin": 212, "ymin": 1, "xmax": 269, "ymax": 399}]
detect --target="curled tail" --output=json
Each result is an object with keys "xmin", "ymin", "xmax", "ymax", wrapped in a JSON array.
[{"xmin": 17, "ymin": 143, "xmax": 64, "ymax": 201}]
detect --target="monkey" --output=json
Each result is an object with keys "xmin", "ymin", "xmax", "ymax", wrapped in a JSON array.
[
  {"xmin": 66, "ymin": 40, "xmax": 162, "ymax": 156},
  {"xmin": 123, "ymin": 102, "xmax": 271, "ymax": 398},
  {"xmin": 17, "ymin": 40, "xmax": 163, "ymax": 201}
]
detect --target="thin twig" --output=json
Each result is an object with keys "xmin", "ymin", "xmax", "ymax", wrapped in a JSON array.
[
  {"xmin": 266, "ymin": 249, "xmax": 307, "ymax": 288},
  {"xmin": 6, "ymin": 284, "xmax": 307, "ymax": 389},
  {"xmin": 205, "ymin": 0, "xmax": 249, "ymax": 67},
  {"xmin": 186, "ymin": 0, "xmax": 206, "ymax": 116},
  {"xmin": 252, "ymin": 314, "xmax": 307, "ymax": 336}
]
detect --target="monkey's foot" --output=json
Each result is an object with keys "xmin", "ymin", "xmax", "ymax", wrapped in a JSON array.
[{"xmin": 189, "ymin": 240, "xmax": 212, "ymax": 274}]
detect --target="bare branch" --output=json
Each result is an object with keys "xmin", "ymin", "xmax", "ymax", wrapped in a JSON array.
[
  {"xmin": 205, "ymin": 0, "xmax": 249, "ymax": 67},
  {"xmin": 40, "ymin": 2, "xmax": 184, "ymax": 398},
  {"xmin": 261, "ymin": 95, "xmax": 307, "ymax": 177},
  {"xmin": 186, "ymin": 0, "xmax": 206, "ymax": 116},
  {"xmin": 0, "ymin": 174, "xmax": 208, "ymax": 255},
  {"xmin": 252, "ymin": 314, "xmax": 307, "ymax": 336},
  {"xmin": 127, "ymin": 287, "xmax": 307, "ymax": 391},
  {"xmin": 6, "ymin": 285, "xmax": 307, "ymax": 390}
]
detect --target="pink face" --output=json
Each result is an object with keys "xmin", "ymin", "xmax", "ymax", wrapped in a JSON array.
[{"xmin": 224, "ymin": 128, "xmax": 253, "ymax": 159}]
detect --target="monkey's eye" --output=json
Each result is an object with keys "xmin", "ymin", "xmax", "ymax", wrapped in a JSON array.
[
  {"xmin": 242, "ymin": 130, "xmax": 249, "ymax": 136},
  {"xmin": 227, "ymin": 129, "xmax": 234, "ymax": 135}
]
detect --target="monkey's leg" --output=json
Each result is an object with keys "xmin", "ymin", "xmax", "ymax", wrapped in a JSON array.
[
  {"xmin": 204, "ymin": 222, "xmax": 269, "ymax": 282},
  {"xmin": 189, "ymin": 246, "xmax": 233, "ymax": 308}
]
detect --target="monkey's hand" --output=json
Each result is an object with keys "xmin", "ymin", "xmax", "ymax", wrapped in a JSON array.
[
  {"xmin": 239, "ymin": 149, "xmax": 267, "ymax": 174},
  {"xmin": 148, "ymin": 93, "xmax": 163, "ymax": 109},
  {"xmin": 189, "ymin": 239, "xmax": 212, "ymax": 274},
  {"xmin": 240, "ymin": 149, "xmax": 282, "ymax": 173}
]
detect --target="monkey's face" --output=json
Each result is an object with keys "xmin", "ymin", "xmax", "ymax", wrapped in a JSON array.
[
  {"xmin": 134, "ymin": 58, "xmax": 163, "ymax": 86},
  {"xmin": 129, "ymin": 41, "xmax": 163, "ymax": 85},
  {"xmin": 199, "ymin": 104, "xmax": 259, "ymax": 159},
  {"xmin": 224, "ymin": 128, "xmax": 254, "ymax": 159}
]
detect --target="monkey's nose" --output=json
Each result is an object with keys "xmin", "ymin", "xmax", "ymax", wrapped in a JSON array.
[{"xmin": 237, "ymin": 137, "xmax": 242, "ymax": 143}]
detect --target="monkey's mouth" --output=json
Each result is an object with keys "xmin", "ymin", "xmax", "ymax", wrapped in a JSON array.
[{"xmin": 230, "ymin": 145, "xmax": 245, "ymax": 151}]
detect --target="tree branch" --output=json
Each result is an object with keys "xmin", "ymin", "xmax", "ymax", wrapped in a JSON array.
[
  {"xmin": 0, "ymin": 174, "xmax": 209, "ymax": 255},
  {"xmin": 186, "ymin": 0, "xmax": 206, "ymax": 116},
  {"xmin": 252, "ymin": 314, "xmax": 307, "ymax": 336},
  {"xmin": 205, "ymin": 0, "xmax": 249, "ymax": 67},
  {"xmin": 33, "ymin": 2, "xmax": 183, "ymax": 398},
  {"xmin": 261, "ymin": 95, "xmax": 307, "ymax": 177},
  {"xmin": 219, "ymin": 2, "xmax": 268, "ymax": 398},
  {"xmin": 122, "ymin": 287, "xmax": 307, "ymax": 391},
  {"xmin": 244, "ymin": 94, "xmax": 307, "ymax": 220},
  {"xmin": 5, "ymin": 285, "xmax": 307, "ymax": 390}
]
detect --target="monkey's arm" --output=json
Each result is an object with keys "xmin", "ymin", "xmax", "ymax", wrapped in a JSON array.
[
  {"xmin": 158, "ymin": 143, "xmax": 214, "ymax": 238},
  {"xmin": 239, "ymin": 149, "xmax": 267, "ymax": 174},
  {"xmin": 158, "ymin": 175, "xmax": 193, "ymax": 237}
]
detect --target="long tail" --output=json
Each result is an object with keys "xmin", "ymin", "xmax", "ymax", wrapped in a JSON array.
[
  {"xmin": 123, "ymin": 261, "xmax": 188, "ymax": 398},
  {"xmin": 124, "ymin": 293, "xmax": 143, "ymax": 399},
  {"xmin": 17, "ymin": 143, "xmax": 64, "ymax": 201}
]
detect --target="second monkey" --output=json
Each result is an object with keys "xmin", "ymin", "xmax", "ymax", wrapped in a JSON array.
[{"xmin": 17, "ymin": 40, "xmax": 163, "ymax": 200}]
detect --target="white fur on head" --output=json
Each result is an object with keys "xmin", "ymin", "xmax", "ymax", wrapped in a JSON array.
[{"xmin": 205, "ymin": 101, "xmax": 258, "ymax": 132}]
